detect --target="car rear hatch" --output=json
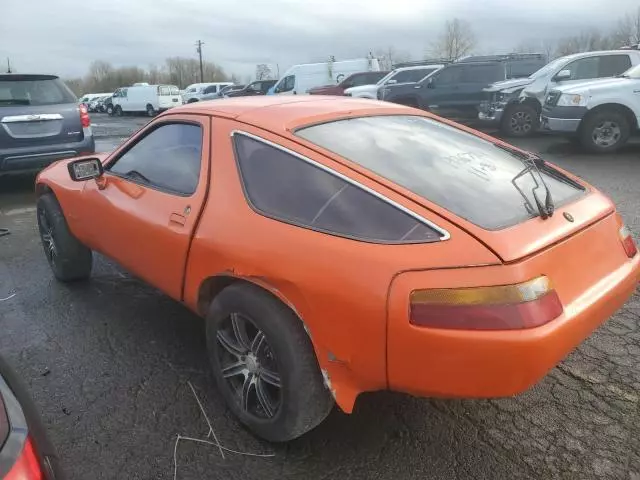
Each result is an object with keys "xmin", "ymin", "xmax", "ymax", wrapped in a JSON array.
[{"xmin": 0, "ymin": 74, "xmax": 85, "ymax": 150}]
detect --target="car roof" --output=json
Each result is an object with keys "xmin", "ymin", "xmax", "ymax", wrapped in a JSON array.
[
  {"xmin": 395, "ymin": 65, "xmax": 444, "ymax": 72},
  {"xmin": 168, "ymin": 96, "xmax": 411, "ymax": 132},
  {"xmin": 0, "ymin": 74, "xmax": 59, "ymax": 81}
]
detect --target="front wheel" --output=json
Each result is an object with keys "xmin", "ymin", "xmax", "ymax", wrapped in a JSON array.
[
  {"xmin": 106, "ymin": 105, "xmax": 114, "ymax": 115},
  {"xmin": 579, "ymin": 110, "xmax": 630, "ymax": 153},
  {"xmin": 37, "ymin": 194, "xmax": 92, "ymax": 282},
  {"xmin": 501, "ymin": 103, "xmax": 539, "ymax": 137},
  {"xmin": 206, "ymin": 283, "xmax": 333, "ymax": 442},
  {"xmin": 114, "ymin": 105, "xmax": 123, "ymax": 117}
]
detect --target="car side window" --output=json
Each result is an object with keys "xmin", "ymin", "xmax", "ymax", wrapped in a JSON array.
[
  {"xmin": 120, "ymin": 88, "xmax": 128, "ymax": 98},
  {"xmin": 108, "ymin": 123, "xmax": 203, "ymax": 195},
  {"xmin": 599, "ymin": 55, "xmax": 632, "ymax": 76},
  {"xmin": 159, "ymin": 86, "xmax": 170, "ymax": 95},
  {"xmin": 462, "ymin": 64, "xmax": 502, "ymax": 83},
  {"xmin": 350, "ymin": 74, "xmax": 372, "ymax": 87},
  {"xmin": 563, "ymin": 57, "xmax": 599, "ymax": 80},
  {"xmin": 203, "ymin": 85, "xmax": 216, "ymax": 94},
  {"xmin": 233, "ymin": 134, "xmax": 442, "ymax": 243},
  {"xmin": 277, "ymin": 75, "xmax": 295, "ymax": 93},
  {"xmin": 433, "ymin": 66, "xmax": 462, "ymax": 85}
]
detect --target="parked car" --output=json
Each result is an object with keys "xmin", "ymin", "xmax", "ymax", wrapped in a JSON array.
[
  {"xmin": 0, "ymin": 354, "xmax": 65, "ymax": 479},
  {"xmin": 0, "ymin": 74, "xmax": 95, "ymax": 176},
  {"xmin": 35, "ymin": 96, "xmax": 638, "ymax": 442},
  {"xmin": 307, "ymin": 71, "xmax": 388, "ymax": 96},
  {"xmin": 225, "ymin": 80, "xmax": 277, "ymax": 97},
  {"xmin": 541, "ymin": 62, "xmax": 640, "ymax": 152},
  {"xmin": 111, "ymin": 84, "xmax": 181, "ymax": 116},
  {"xmin": 381, "ymin": 55, "xmax": 543, "ymax": 121},
  {"xmin": 87, "ymin": 95, "xmax": 107, "ymax": 113},
  {"xmin": 345, "ymin": 65, "xmax": 444, "ymax": 99},
  {"xmin": 480, "ymin": 50, "xmax": 640, "ymax": 136},
  {"xmin": 78, "ymin": 92, "xmax": 111, "ymax": 106},
  {"xmin": 271, "ymin": 58, "xmax": 381, "ymax": 95},
  {"xmin": 97, "ymin": 95, "xmax": 112, "ymax": 113},
  {"xmin": 201, "ymin": 84, "xmax": 245, "ymax": 101},
  {"xmin": 182, "ymin": 82, "xmax": 234, "ymax": 103}
]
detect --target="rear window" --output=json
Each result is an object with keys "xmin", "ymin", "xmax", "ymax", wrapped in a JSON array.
[
  {"xmin": 0, "ymin": 76, "xmax": 77, "ymax": 106},
  {"xmin": 296, "ymin": 115, "xmax": 585, "ymax": 230}
]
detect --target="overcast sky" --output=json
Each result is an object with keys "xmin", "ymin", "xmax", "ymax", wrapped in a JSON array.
[{"xmin": 1, "ymin": 0, "xmax": 638, "ymax": 79}]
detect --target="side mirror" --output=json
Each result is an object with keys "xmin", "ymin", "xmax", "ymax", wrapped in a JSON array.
[
  {"xmin": 555, "ymin": 69, "xmax": 571, "ymax": 81},
  {"xmin": 387, "ymin": 79, "xmax": 397, "ymax": 85},
  {"xmin": 68, "ymin": 158, "xmax": 103, "ymax": 182},
  {"xmin": 427, "ymin": 78, "xmax": 436, "ymax": 89}
]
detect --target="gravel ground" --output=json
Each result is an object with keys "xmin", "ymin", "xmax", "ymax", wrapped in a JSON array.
[{"xmin": 0, "ymin": 113, "xmax": 638, "ymax": 480}]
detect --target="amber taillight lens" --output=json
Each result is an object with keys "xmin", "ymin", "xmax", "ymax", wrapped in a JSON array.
[{"xmin": 410, "ymin": 276, "xmax": 563, "ymax": 330}]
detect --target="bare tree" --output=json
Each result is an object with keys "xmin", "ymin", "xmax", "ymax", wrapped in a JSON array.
[
  {"xmin": 612, "ymin": 7, "xmax": 640, "ymax": 47},
  {"xmin": 431, "ymin": 18, "xmax": 475, "ymax": 61},
  {"xmin": 374, "ymin": 46, "xmax": 411, "ymax": 70},
  {"xmin": 255, "ymin": 64, "xmax": 273, "ymax": 80}
]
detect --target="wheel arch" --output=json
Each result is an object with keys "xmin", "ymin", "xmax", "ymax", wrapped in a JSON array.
[
  {"xmin": 196, "ymin": 273, "xmax": 358, "ymax": 413},
  {"xmin": 580, "ymin": 103, "xmax": 638, "ymax": 131},
  {"xmin": 518, "ymin": 97, "xmax": 542, "ymax": 114}
]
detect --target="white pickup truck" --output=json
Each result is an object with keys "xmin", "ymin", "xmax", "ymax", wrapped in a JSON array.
[{"xmin": 541, "ymin": 62, "xmax": 640, "ymax": 153}]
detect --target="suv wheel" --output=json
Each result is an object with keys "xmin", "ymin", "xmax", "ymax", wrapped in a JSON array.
[
  {"xmin": 206, "ymin": 283, "xmax": 333, "ymax": 442},
  {"xmin": 114, "ymin": 105, "xmax": 123, "ymax": 117},
  {"xmin": 106, "ymin": 105, "xmax": 114, "ymax": 115},
  {"xmin": 502, "ymin": 104, "xmax": 539, "ymax": 137},
  {"xmin": 580, "ymin": 110, "xmax": 630, "ymax": 153}
]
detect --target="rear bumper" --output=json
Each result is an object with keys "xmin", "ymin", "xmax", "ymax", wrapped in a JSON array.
[
  {"xmin": 387, "ymin": 254, "xmax": 639, "ymax": 398},
  {"xmin": 0, "ymin": 134, "xmax": 94, "ymax": 176}
]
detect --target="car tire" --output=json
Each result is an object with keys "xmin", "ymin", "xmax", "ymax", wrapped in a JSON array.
[
  {"xmin": 114, "ymin": 105, "xmax": 123, "ymax": 117},
  {"xmin": 579, "ymin": 110, "xmax": 630, "ymax": 154},
  {"xmin": 146, "ymin": 104, "xmax": 156, "ymax": 117},
  {"xmin": 502, "ymin": 103, "xmax": 539, "ymax": 137},
  {"xmin": 106, "ymin": 105, "xmax": 114, "ymax": 115},
  {"xmin": 206, "ymin": 283, "xmax": 333, "ymax": 442},
  {"xmin": 37, "ymin": 194, "xmax": 92, "ymax": 282}
]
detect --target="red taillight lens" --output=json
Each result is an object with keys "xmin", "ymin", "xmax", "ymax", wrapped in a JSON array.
[
  {"xmin": 619, "ymin": 224, "xmax": 637, "ymax": 258},
  {"xmin": 410, "ymin": 276, "xmax": 563, "ymax": 330},
  {"xmin": 5, "ymin": 437, "xmax": 44, "ymax": 480},
  {"xmin": 79, "ymin": 104, "xmax": 91, "ymax": 128}
]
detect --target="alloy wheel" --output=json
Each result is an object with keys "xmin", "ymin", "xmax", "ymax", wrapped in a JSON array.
[
  {"xmin": 592, "ymin": 120, "xmax": 621, "ymax": 148},
  {"xmin": 215, "ymin": 313, "xmax": 282, "ymax": 419},
  {"xmin": 37, "ymin": 208, "xmax": 57, "ymax": 267},
  {"xmin": 510, "ymin": 110, "xmax": 533, "ymax": 134}
]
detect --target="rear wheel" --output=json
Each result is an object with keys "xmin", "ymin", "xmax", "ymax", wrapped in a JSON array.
[
  {"xmin": 106, "ymin": 104, "xmax": 114, "ymax": 115},
  {"xmin": 206, "ymin": 283, "xmax": 333, "ymax": 442},
  {"xmin": 579, "ymin": 110, "xmax": 630, "ymax": 153},
  {"xmin": 114, "ymin": 105, "xmax": 123, "ymax": 117},
  {"xmin": 37, "ymin": 194, "xmax": 92, "ymax": 282},
  {"xmin": 146, "ymin": 104, "xmax": 156, "ymax": 117},
  {"xmin": 501, "ymin": 103, "xmax": 539, "ymax": 137}
]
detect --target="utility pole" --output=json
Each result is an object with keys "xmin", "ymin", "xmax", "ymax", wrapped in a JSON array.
[
  {"xmin": 6, "ymin": 58, "xmax": 12, "ymax": 74},
  {"xmin": 195, "ymin": 40, "xmax": 204, "ymax": 82}
]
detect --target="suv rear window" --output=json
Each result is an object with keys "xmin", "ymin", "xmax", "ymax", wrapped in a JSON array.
[
  {"xmin": 0, "ymin": 75, "xmax": 77, "ymax": 106},
  {"xmin": 296, "ymin": 115, "xmax": 585, "ymax": 230}
]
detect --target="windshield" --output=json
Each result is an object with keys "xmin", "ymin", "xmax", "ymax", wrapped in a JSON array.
[
  {"xmin": 0, "ymin": 77, "xmax": 77, "ymax": 106},
  {"xmin": 621, "ymin": 63, "xmax": 640, "ymax": 78},
  {"xmin": 529, "ymin": 57, "xmax": 568, "ymax": 79},
  {"xmin": 296, "ymin": 115, "xmax": 585, "ymax": 230}
]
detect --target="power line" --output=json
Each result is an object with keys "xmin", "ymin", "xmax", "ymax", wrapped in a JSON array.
[{"xmin": 195, "ymin": 40, "xmax": 204, "ymax": 83}]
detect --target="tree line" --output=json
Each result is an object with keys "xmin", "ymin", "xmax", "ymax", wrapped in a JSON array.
[
  {"xmin": 64, "ymin": 57, "xmax": 241, "ymax": 96},
  {"xmin": 63, "ymin": 7, "xmax": 640, "ymax": 95}
]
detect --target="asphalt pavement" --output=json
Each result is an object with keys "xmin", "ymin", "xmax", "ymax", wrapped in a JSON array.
[{"xmin": 0, "ymin": 113, "xmax": 639, "ymax": 480}]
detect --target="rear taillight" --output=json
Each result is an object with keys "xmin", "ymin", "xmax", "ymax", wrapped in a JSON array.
[
  {"xmin": 5, "ymin": 437, "xmax": 44, "ymax": 480},
  {"xmin": 79, "ymin": 104, "xmax": 91, "ymax": 128},
  {"xmin": 618, "ymin": 223, "xmax": 637, "ymax": 258},
  {"xmin": 410, "ymin": 276, "xmax": 563, "ymax": 330}
]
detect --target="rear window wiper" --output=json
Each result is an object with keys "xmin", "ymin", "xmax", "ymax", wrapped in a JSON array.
[{"xmin": 494, "ymin": 144, "xmax": 555, "ymax": 220}]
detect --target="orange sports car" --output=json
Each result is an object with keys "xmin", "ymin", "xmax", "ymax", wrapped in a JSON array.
[{"xmin": 35, "ymin": 97, "xmax": 639, "ymax": 442}]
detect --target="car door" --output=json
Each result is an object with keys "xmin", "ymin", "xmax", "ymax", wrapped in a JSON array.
[
  {"xmin": 78, "ymin": 115, "xmax": 211, "ymax": 300},
  {"xmin": 274, "ymin": 75, "xmax": 296, "ymax": 95},
  {"xmin": 423, "ymin": 65, "xmax": 464, "ymax": 117}
]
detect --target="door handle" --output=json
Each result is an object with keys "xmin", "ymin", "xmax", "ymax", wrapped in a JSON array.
[{"xmin": 169, "ymin": 213, "xmax": 186, "ymax": 226}]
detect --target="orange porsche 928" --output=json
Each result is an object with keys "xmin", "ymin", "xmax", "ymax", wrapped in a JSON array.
[{"xmin": 35, "ymin": 97, "xmax": 639, "ymax": 441}]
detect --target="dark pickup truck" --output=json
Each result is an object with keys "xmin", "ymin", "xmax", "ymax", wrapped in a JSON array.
[{"xmin": 380, "ymin": 54, "xmax": 546, "ymax": 122}]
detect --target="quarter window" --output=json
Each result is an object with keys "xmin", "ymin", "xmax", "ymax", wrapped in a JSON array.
[
  {"xmin": 599, "ymin": 55, "xmax": 632, "ymax": 76},
  {"xmin": 108, "ymin": 123, "xmax": 203, "ymax": 195},
  {"xmin": 233, "ymin": 134, "xmax": 443, "ymax": 243}
]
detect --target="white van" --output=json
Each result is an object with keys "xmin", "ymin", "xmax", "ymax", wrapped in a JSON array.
[
  {"xmin": 271, "ymin": 58, "xmax": 381, "ymax": 95},
  {"xmin": 111, "ymin": 84, "xmax": 181, "ymax": 116},
  {"xmin": 182, "ymin": 82, "xmax": 234, "ymax": 103}
]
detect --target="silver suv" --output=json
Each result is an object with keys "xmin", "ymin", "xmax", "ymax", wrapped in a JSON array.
[{"xmin": 0, "ymin": 74, "xmax": 95, "ymax": 176}]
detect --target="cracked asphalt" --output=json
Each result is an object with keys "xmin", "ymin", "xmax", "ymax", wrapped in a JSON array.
[{"xmin": 0, "ymin": 114, "xmax": 638, "ymax": 480}]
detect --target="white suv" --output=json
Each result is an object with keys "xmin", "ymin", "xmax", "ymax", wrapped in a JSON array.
[{"xmin": 541, "ymin": 62, "xmax": 640, "ymax": 153}]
